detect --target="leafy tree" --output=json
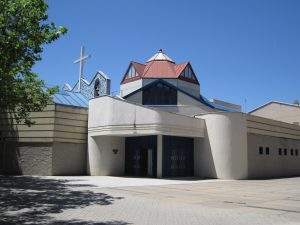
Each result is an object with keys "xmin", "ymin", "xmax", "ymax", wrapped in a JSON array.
[{"xmin": 0, "ymin": 0, "xmax": 67, "ymax": 126}]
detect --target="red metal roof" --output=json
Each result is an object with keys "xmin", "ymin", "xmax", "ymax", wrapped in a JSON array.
[{"xmin": 121, "ymin": 51, "xmax": 199, "ymax": 84}]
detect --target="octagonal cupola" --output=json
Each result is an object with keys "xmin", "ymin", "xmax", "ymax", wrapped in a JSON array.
[
  {"xmin": 146, "ymin": 49, "xmax": 175, "ymax": 63},
  {"xmin": 121, "ymin": 49, "xmax": 199, "ymax": 85}
]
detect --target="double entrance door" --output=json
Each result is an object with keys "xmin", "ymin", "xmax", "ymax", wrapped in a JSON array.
[
  {"xmin": 125, "ymin": 136, "xmax": 157, "ymax": 177},
  {"xmin": 163, "ymin": 136, "xmax": 194, "ymax": 177}
]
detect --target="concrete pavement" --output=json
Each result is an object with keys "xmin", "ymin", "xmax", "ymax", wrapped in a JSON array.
[{"xmin": 1, "ymin": 176, "xmax": 300, "ymax": 224}]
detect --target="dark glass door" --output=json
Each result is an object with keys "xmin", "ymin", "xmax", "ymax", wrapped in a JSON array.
[
  {"xmin": 163, "ymin": 135, "xmax": 194, "ymax": 177},
  {"xmin": 125, "ymin": 136, "xmax": 157, "ymax": 177}
]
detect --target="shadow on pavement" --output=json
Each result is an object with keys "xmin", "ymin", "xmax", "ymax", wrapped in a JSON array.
[{"xmin": 0, "ymin": 176, "xmax": 129, "ymax": 225}]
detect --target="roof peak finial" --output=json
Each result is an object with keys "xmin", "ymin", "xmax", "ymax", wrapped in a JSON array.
[{"xmin": 158, "ymin": 48, "xmax": 163, "ymax": 53}]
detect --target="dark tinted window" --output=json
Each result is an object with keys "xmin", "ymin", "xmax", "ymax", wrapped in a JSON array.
[
  {"xmin": 259, "ymin": 147, "xmax": 263, "ymax": 155},
  {"xmin": 278, "ymin": 148, "xmax": 282, "ymax": 155},
  {"xmin": 296, "ymin": 149, "xmax": 298, "ymax": 156},
  {"xmin": 291, "ymin": 149, "xmax": 294, "ymax": 155},
  {"xmin": 284, "ymin": 149, "xmax": 287, "ymax": 155},
  {"xmin": 143, "ymin": 82, "xmax": 177, "ymax": 105},
  {"xmin": 266, "ymin": 147, "xmax": 270, "ymax": 155},
  {"xmin": 94, "ymin": 79, "xmax": 100, "ymax": 97}
]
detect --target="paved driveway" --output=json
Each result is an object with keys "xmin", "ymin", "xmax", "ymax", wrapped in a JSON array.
[{"xmin": 1, "ymin": 176, "xmax": 300, "ymax": 224}]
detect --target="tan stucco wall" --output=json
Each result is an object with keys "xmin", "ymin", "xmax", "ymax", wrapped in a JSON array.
[
  {"xmin": 246, "ymin": 114, "xmax": 300, "ymax": 178},
  {"xmin": 247, "ymin": 133, "xmax": 300, "ymax": 178},
  {"xmin": 247, "ymin": 115, "xmax": 300, "ymax": 140},
  {"xmin": 53, "ymin": 104, "xmax": 88, "ymax": 144},
  {"xmin": 0, "ymin": 104, "xmax": 88, "ymax": 143},
  {"xmin": 0, "ymin": 104, "xmax": 88, "ymax": 175},
  {"xmin": 250, "ymin": 102, "xmax": 300, "ymax": 125}
]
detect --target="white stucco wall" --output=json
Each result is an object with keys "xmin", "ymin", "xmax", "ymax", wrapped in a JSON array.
[
  {"xmin": 88, "ymin": 96, "xmax": 205, "ymax": 138},
  {"xmin": 120, "ymin": 79, "xmax": 143, "ymax": 97},
  {"xmin": 150, "ymin": 105, "xmax": 213, "ymax": 117},
  {"xmin": 197, "ymin": 113, "xmax": 248, "ymax": 179},
  {"xmin": 88, "ymin": 135, "xmax": 125, "ymax": 176}
]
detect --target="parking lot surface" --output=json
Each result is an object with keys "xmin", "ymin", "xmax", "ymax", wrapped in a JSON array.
[{"xmin": 1, "ymin": 176, "xmax": 300, "ymax": 224}]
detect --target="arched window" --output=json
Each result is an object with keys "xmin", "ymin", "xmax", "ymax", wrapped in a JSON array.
[
  {"xmin": 142, "ymin": 82, "xmax": 177, "ymax": 105},
  {"xmin": 94, "ymin": 79, "xmax": 100, "ymax": 97}
]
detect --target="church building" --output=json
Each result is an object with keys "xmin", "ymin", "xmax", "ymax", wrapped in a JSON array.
[
  {"xmin": 87, "ymin": 50, "xmax": 300, "ymax": 179},
  {"xmin": 1, "ymin": 49, "xmax": 300, "ymax": 179}
]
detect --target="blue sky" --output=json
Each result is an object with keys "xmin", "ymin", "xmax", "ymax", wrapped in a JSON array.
[{"xmin": 34, "ymin": 0, "xmax": 300, "ymax": 111}]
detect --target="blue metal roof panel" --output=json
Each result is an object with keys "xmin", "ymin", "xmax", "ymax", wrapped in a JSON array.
[
  {"xmin": 70, "ymin": 92, "xmax": 89, "ymax": 106},
  {"xmin": 52, "ymin": 91, "xmax": 88, "ymax": 108}
]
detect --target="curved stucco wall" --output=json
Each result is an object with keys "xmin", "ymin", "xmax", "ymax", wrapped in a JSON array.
[
  {"xmin": 88, "ymin": 135, "xmax": 125, "ymax": 176},
  {"xmin": 198, "ymin": 113, "xmax": 248, "ymax": 179}
]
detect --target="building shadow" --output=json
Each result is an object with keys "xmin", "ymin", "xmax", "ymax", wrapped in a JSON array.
[
  {"xmin": 50, "ymin": 219, "xmax": 130, "ymax": 225},
  {"xmin": 0, "ymin": 176, "xmax": 127, "ymax": 225}
]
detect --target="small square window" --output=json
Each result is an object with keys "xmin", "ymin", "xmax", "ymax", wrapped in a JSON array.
[
  {"xmin": 291, "ymin": 149, "xmax": 294, "ymax": 155},
  {"xmin": 278, "ymin": 148, "xmax": 282, "ymax": 155},
  {"xmin": 266, "ymin": 147, "xmax": 270, "ymax": 155},
  {"xmin": 259, "ymin": 146, "xmax": 263, "ymax": 155},
  {"xmin": 296, "ymin": 149, "xmax": 298, "ymax": 156},
  {"xmin": 284, "ymin": 149, "xmax": 287, "ymax": 155}
]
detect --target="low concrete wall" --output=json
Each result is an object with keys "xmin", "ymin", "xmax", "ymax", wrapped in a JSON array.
[{"xmin": 88, "ymin": 135, "xmax": 125, "ymax": 176}]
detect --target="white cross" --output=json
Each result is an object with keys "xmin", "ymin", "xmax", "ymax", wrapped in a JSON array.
[{"xmin": 74, "ymin": 46, "xmax": 91, "ymax": 91}]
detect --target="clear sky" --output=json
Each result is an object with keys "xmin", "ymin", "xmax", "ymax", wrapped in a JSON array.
[{"xmin": 34, "ymin": 0, "xmax": 300, "ymax": 111}]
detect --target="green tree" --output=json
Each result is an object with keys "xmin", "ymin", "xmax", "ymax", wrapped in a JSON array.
[{"xmin": 0, "ymin": 0, "xmax": 67, "ymax": 126}]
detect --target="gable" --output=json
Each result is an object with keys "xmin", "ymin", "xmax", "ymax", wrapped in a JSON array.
[
  {"xmin": 179, "ymin": 63, "xmax": 199, "ymax": 84},
  {"xmin": 121, "ymin": 62, "xmax": 144, "ymax": 84},
  {"xmin": 123, "ymin": 79, "xmax": 215, "ymax": 109},
  {"xmin": 126, "ymin": 64, "xmax": 138, "ymax": 78}
]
